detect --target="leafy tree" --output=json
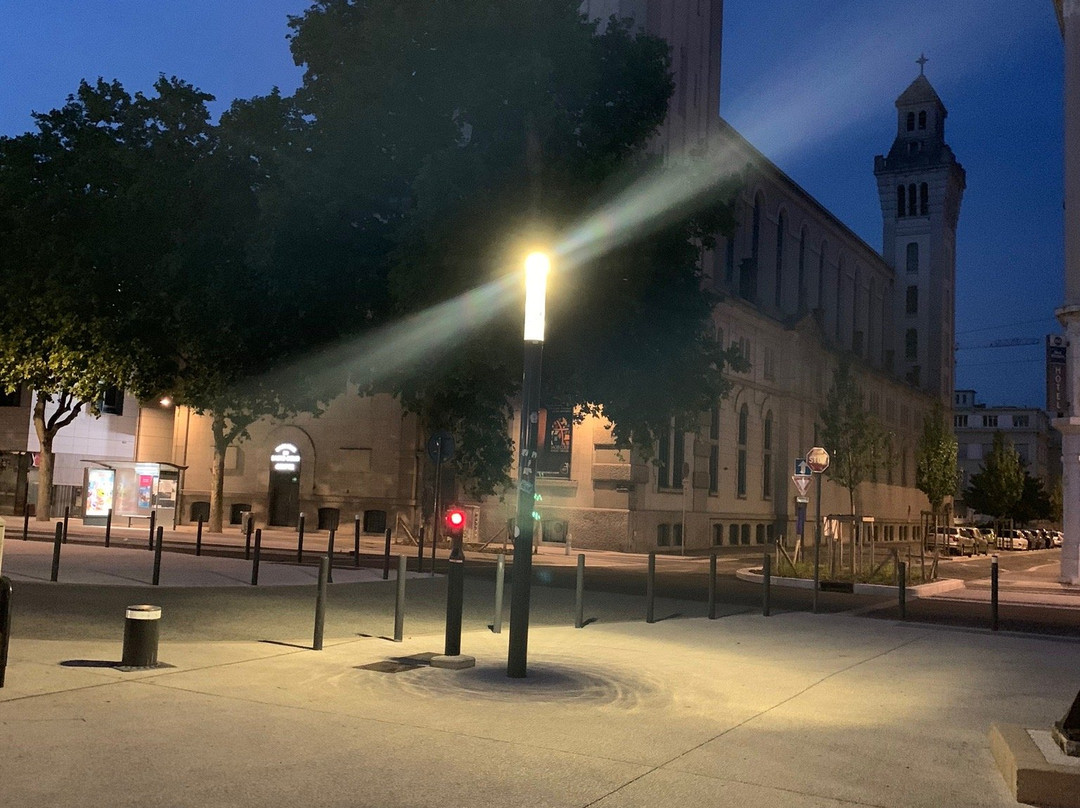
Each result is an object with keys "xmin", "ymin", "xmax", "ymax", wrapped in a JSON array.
[
  {"xmin": 964, "ymin": 431, "xmax": 1024, "ymax": 519},
  {"xmin": 819, "ymin": 358, "xmax": 887, "ymax": 515},
  {"xmin": 915, "ymin": 402, "xmax": 958, "ymax": 519},
  {"xmin": 0, "ymin": 78, "xmax": 208, "ymax": 519},
  {"xmin": 1010, "ymin": 471, "xmax": 1052, "ymax": 525},
  {"xmin": 285, "ymin": 0, "xmax": 742, "ymax": 495}
]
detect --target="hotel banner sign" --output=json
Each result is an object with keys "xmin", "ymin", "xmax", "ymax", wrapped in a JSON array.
[{"xmin": 1047, "ymin": 335, "xmax": 1068, "ymax": 417}]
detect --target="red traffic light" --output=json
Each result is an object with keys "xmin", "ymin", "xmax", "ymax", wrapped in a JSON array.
[{"xmin": 445, "ymin": 507, "xmax": 466, "ymax": 531}]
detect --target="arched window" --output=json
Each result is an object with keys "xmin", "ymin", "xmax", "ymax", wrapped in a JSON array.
[
  {"xmin": 906, "ymin": 242, "xmax": 919, "ymax": 274},
  {"xmin": 762, "ymin": 410, "xmax": 773, "ymax": 499},
  {"xmin": 908, "ymin": 183, "xmax": 917, "ymax": 216},
  {"xmin": 906, "ymin": 111, "xmax": 915, "ymax": 131},
  {"xmin": 918, "ymin": 110, "xmax": 927, "ymax": 130},
  {"xmin": 920, "ymin": 182, "xmax": 929, "ymax": 215},
  {"xmin": 742, "ymin": 195, "xmax": 762, "ymax": 300},
  {"xmin": 737, "ymin": 403, "xmax": 748, "ymax": 498},
  {"xmin": 818, "ymin": 241, "xmax": 827, "ymax": 310},
  {"xmin": 897, "ymin": 185, "xmax": 906, "ymax": 217},
  {"xmin": 775, "ymin": 212, "xmax": 785, "ymax": 309},
  {"xmin": 905, "ymin": 329, "xmax": 918, "ymax": 360},
  {"xmin": 797, "ymin": 227, "xmax": 808, "ymax": 313}
]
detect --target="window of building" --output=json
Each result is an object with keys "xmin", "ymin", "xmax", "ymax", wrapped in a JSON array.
[
  {"xmin": 906, "ymin": 111, "xmax": 915, "ymax": 131},
  {"xmin": 920, "ymin": 182, "xmax": 929, "ymax": 215},
  {"xmin": 762, "ymin": 410, "xmax": 773, "ymax": 499},
  {"xmin": 918, "ymin": 110, "xmax": 927, "ymax": 130},
  {"xmin": 908, "ymin": 183, "xmax": 917, "ymax": 216},
  {"xmin": 1013, "ymin": 414, "xmax": 1029, "ymax": 428},
  {"xmin": 756, "ymin": 524, "xmax": 766, "ymax": 544},
  {"xmin": 763, "ymin": 346, "xmax": 776, "ymax": 381},
  {"xmin": 708, "ymin": 406, "xmax": 720, "ymax": 494},
  {"xmin": 775, "ymin": 211, "xmax": 785, "ymax": 309},
  {"xmin": 741, "ymin": 523, "xmax": 751, "ymax": 545},
  {"xmin": 672, "ymin": 523, "xmax": 683, "ymax": 547},
  {"xmin": 656, "ymin": 421, "xmax": 685, "ymax": 490},
  {"xmin": 737, "ymin": 403, "xmax": 748, "ymax": 498},
  {"xmin": 897, "ymin": 185, "xmax": 906, "ymax": 218},
  {"xmin": 743, "ymin": 195, "xmax": 763, "ymax": 301},
  {"xmin": 712, "ymin": 524, "xmax": 723, "ymax": 546},
  {"xmin": 906, "ymin": 285, "xmax": 918, "ymax": 315},
  {"xmin": 657, "ymin": 524, "xmax": 670, "ymax": 546},
  {"xmin": 906, "ymin": 242, "xmax": 919, "ymax": 273},
  {"xmin": 728, "ymin": 524, "xmax": 739, "ymax": 546},
  {"xmin": 954, "ymin": 414, "xmax": 968, "ymax": 428},
  {"xmin": 905, "ymin": 329, "xmax": 918, "ymax": 360},
  {"xmin": 797, "ymin": 227, "xmax": 808, "ymax": 313},
  {"xmin": 100, "ymin": 387, "xmax": 124, "ymax": 416},
  {"xmin": 982, "ymin": 415, "xmax": 998, "ymax": 428},
  {"xmin": 363, "ymin": 510, "xmax": 387, "ymax": 533}
]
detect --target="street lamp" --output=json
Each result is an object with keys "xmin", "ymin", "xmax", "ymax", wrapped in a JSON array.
[{"xmin": 508, "ymin": 251, "xmax": 549, "ymax": 678}]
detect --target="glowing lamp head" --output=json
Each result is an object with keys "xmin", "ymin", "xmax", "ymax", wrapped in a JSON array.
[
  {"xmin": 445, "ymin": 506, "xmax": 467, "ymax": 536},
  {"xmin": 523, "ymin": 251, "xmax": 550, "ymax": 342}
]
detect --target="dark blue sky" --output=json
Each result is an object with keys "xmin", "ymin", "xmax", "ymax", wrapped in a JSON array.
[{"xmin": 1, "ymin": 1, "xmax": 1065, "ymax": 409}]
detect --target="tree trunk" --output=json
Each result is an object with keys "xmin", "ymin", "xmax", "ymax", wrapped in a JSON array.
[
  {"xmin": 32, "ymin": 397, "xmax": 53, "ymax": 522},
  {"xmin": 208, "ymin": 413, "xmax": 227, "ymax": 533}
]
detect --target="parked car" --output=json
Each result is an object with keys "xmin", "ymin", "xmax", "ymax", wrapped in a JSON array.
[
  {"xmin": 998, "ymin": 529, "xmax": 1029, "ymax": 551},
  {"xmin": 1052, "ymin": 531, "xmax": 1064, "ymax": 548},
  {"xmin": 925, "ymin": 526, "xmax": 976, "ymax": 556},
  {"xmin": 977, "ymin": 528, "xmax": 997, "ymax": 554}
]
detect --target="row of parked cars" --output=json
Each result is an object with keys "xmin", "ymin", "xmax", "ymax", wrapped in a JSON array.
[{"xmin": 925, "ymin": 526, "xmax": 1063, "ymax": 555}]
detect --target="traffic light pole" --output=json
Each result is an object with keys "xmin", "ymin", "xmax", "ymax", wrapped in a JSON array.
[
  {"xmin": 508, "ymin": 339, "xmax": 543, "ymax": 678},
  {"xmin": 444, "ymin": 529, "xmax": 465, "ymax": 656}
]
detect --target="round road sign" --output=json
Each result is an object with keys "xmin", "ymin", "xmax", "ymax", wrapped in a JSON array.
[{"xmin": 805, "ymin": 446, "xmax": 830, "ymax": 473}]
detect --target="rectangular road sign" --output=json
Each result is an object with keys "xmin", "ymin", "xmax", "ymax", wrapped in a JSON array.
[
  {"xmin": 792, "ymin": 475, "xmax": 812, "ymax": 497},
  {"xmin": 793, "ymin": 459, "xmax": 812, "ymax": 477}
]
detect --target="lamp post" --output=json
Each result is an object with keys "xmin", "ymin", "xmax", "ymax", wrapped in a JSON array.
[{"xmin": 508, "ymin": 251, "xmax": 548, "ymax": 678}]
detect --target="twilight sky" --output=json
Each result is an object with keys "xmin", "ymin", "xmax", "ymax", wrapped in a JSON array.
[{"xmin": 0, "ymin": 1, "xmax": 1065, "ymax": 409}]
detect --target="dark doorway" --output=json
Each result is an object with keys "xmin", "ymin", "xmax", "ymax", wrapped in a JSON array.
[{"xmin": 268, "ymin": 443, "xmax": 301, "ymax": 527}]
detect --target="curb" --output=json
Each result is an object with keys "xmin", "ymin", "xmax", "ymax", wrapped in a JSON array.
[{"xmin": 735, "ymin": 566, "xmax": 966, "ymax": 599}]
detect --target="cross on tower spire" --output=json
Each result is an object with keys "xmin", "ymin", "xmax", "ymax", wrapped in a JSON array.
[{"xmin": 916, "ymin": 53, "xmax": 928, "ymax": 75}]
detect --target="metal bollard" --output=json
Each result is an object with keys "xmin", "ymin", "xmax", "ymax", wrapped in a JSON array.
[
  {"xmin": 251, "ymin": 528, "xmax": 262, "ymax": 586},
  {"xmin": 327, "ymin": 527, "xmax": 336, "ymax": 584},
  {"xmin": 0, "ymin": 576, "xmax": 10, "ymax": 687},
  {"xmin": 493, "ymin": 553, "xmax": 505, "ymax": 634},
  {"xmin": 22, "ymin": 504, "xmax": 29, "ymax": 540},
  {"xmin": 417, "ymin": 525, "xmax": 425, "ymax": 570},
  {"xmin": 297, "ymin": 512, "xmax": 306, "ymax": 564},
  {"xmin": 646, "ymin": 553, "xmax": 656, "ymax": 624},
  {"xmin": 152, "ymin": 526, "xmax": 163, "ymax": 585},
  {"xmin": 574, "ymin": 553, "xmax": 585, "ymax": 629},
  {"xmin": 898, "ymin": 561, "xmax": 907, "ymax": 620},
  {"xmin": 443, "ymin": 542, "xmax": 465, "ymax": 656},
  {"xmin": 148, "ymin": 510, "xmax": 156, "ymax": 551},
  {"xmin": 762, "ymin": 553, "xmax": 771, "ymax": 617},
  {"xmin": 354, "ymin": 514, "xmax": 361, "ymax": 567},
  {"xmin": 195, "ymin": 518, "xmax": 203, "ymax": 556},
  {"xmin": 991, "ymin": 555, "xmax": 999, "ymax": 631},
  {"xmin": 62, "ymin": 506, "xmax": 70, "ymax": 544},
  {"xmin": 313, "ymin": 556, "xmax": 328, "ymax": 651},
  {"xmin": 708, "ymin": 552, "xmax": 717, "ymax": 619},
  {"xmin": 244, "ymin": 514, "xmax": 253, "ymax": 560},
  {"xmin": 50, "ymin": 522, "xmax": 62, "ymax": 582},
  {"xmin": 382, "ymin": 528, "xmax": 392, "ymax": 580},
  {"xmin": 394, "ymin": 555, "xmax": 407, "ymax": 643},
  {"xmin": 105, "ymin": 508, "xmax": 113, "ymax": 548},
  {"xmin": 121, "ymin": 605, "xmax": 161, "ymax": 668}
]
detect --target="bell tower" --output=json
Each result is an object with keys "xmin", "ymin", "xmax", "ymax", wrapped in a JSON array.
[{"xmin": 874, "ymin": 58, "xmax": 966, "ymax": 403}]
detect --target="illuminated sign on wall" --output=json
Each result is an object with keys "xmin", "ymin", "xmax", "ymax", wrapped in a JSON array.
[{"xmin": 271, "ymin": 443, "xmax": 301, "ymax": 472}]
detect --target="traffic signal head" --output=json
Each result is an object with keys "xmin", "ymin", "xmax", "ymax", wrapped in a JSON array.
[{"xmin": 445, "ymin": 506, "xmax": 466, "ymax": 539}]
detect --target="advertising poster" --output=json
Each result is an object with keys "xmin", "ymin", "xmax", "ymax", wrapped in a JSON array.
[
  {"xmin": 138, "ymin": 475, "xmax": 154, "ymax": 511},
  {"xmin": 85, "ymin": 469, "xmax": 115, "ymax": 517}
]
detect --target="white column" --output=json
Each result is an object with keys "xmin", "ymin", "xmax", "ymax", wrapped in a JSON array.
[{"xmin": 1055, "ymin": 0, "xmax": 1080, "ymax": 584}]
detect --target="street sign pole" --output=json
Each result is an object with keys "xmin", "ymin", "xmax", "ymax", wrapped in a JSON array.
[{"xmin": 814, "ymin": 471, "xmax": 822, "ymax": 613}]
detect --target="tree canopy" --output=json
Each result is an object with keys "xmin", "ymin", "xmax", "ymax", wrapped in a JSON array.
[
  {"xmin": 915, "ymin": 402, "xmax": 958, "ymax": 518},
  {"xmin": 963, "ymin": 431, "xmax": 1024, "ymax": 520}
]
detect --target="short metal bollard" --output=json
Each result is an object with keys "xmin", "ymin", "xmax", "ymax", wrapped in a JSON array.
[
  {"xmin": 50, "ymin": 522, "xmax": 62, "ymax": 582},
  {"xmin": 493, "ymin": 553, "xmax": 505, "ymax": 634},
  {"xmin": 898, "ymin": 561, "xmax": 907, "ymax": 620},
  {"xmin": 574, "ymin": 553, "xmax": 585, "ymax": 629},
  {"xmin": 0, "ymin": 576, "xmax": 12, "ymax": 687},
  {"xmin": 394, "ymin": 554, "xmax": 407, "ymax": 643},
  {"xmin": 708, "ymin": 552, "xmax": 718, "ymax": 619},
  {"xmin": 646, "ymin": 553, "xmax": 656, "ymax": 624},
  {"xmin": 762, "ymin": 553, "xmax": 771, "ymax": 617},
  {"xmin": 382, "ymin": 528, "xmax": 392, "ymax": 580},
  {"xmin": 121, "ymin": 605, "xmax": 162, "ymax": 668},
  {"xmin": 991, "ymin": 554, "xmax": 999, "ymax": 631},
  {"xmin": 354, "ymin": 514, "xmax": 362, "ymax": 567},
  {"xmin": 297, "ymin": 512, "xmax": 306, "ymax": 564}
]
